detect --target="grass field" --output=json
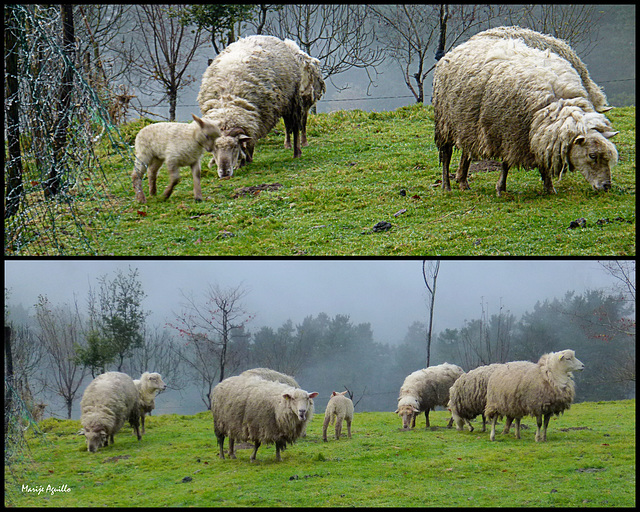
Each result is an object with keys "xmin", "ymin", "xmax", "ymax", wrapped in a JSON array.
[
  {"xmin": 5, "ymin": 399, "xmax": 635, "ymax": 507},
  {"xmin": 10, "ymin": 104, "xmax": 632, "ymax": 256}
]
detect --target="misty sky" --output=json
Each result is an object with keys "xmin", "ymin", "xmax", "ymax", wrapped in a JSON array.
[{"xmin": 4, "ymin": 259, "xmax": 624, "ymax": 345}]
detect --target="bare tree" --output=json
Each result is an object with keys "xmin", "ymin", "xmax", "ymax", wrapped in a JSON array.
[
  {"xmin": 422, "ymin": 260, "xmax": 440, "ymax": 367},
  {"xmin": 266, "ymin": 5, "xmax": 386, "ymax": 92},
  {"xmin": 131, "ymin": 5, "xmax": 210, "ymax": 120},
  {"xmin": 168, "ymin": 283, "xmax": 253, "ymax": 409},
  {"xmin": 599, "ymin": 260, "xmax": 635, "ymax": 303},
  {"xmin": 34, "ymin": 296, "xmax": 89, "ymax": 419}
]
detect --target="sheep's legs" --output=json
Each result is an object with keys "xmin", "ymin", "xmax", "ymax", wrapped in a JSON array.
[
  {"xmin": 346, "ymin": 418, "xmax": 352, "ymax": 438},
  {"xmin": 335, "ymin": 418, "xmax": 342, "ymax": 440},
  {"xmin": 535, "ymin": 414, "xmax": 551, "ymax": 442},
  {"xmin": 440, "ymin": 144, "xmax": 453, "ymax": 191},
  {"xmin": 423, "ymin": 410, "xmax": 430, "ymax": 429},
  {"xmin": 502, "ymin": 417, "xmax": 513, "ymax": 435},
  {"xmin": 217, "ymin": 434, "xmax": 226, "ymax": 459},
  {"xmin": 496, "ymin": 162, "xmax": 510, "ymax": 197},
  {"xmin": 489, "ymin": 416, "xmax": 497, "ymax": 441},
  {"xmin": 539, "ymin": 169, "xmax": 557, "ymax": 194},
  {"xmin": 301, "ymin": 111, "xmax": 309, "ymax": 147},
  {"xmin": 514, "ymin": 418, "xmax": 521, "ymax": 439},
  {"xmin": 163, "ymin": 165, "xmax": 181, "ymax": 200},
  {"xmin": 228, "ymin": 438, "xmax": 236, "ymax": 459},
  {"xmin": 455, "ymin": 151, "xmax": 472, "ymax": 190},
  {"xmin": 250, "ymin": 441, "xmax": 261, "ymax": 461},
  {"xmin": 147, "ymin": 159, "xmax": 162, "ymax": 197},
  {"xmin": 190, "ymin": 162, "xmax": 203, "ymax": 202},
  {"xmin": 274, "ymin": 441, "xmax": 285, "ymax": 462}
]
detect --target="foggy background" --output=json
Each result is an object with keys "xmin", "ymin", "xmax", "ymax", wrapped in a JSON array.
[
  {"xmin": 127, "ymin": 3, "xmax": 635, "ymax": 121},
  {"xmin": 4, "ymin": 259, "xmax": 635, "ymax": 420}
]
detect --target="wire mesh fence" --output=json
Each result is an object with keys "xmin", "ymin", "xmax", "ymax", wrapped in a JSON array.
[{"xmin": 4, "ymin": 5, "xmax": 133, "ymax": 255}]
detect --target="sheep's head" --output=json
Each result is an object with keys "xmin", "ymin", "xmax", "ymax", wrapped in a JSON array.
[
  {"xmin": 84, "ymin": 427, "xmax": 108, "ymax": 453},
  {"xmin": 283, "ymin": 390, "xmax": 318, "ymax": 421},
  {"xmin": 143, "ymin": 372, "xmax": 167, "ymax": 393},
  {"xmin": 556, "ymin": 350, "xmax": 585, "ymax": 374},
  {"xmin": 211, "ymin": 128, "xmax": 252, "ymax": 178},
  {"xmin": 395, "ymin": 403, "xmax": 419, "ymax": 430},
  {"xmin": 568, "ymin": 130, "xmax": 618, "ymax": 192},
  {"xmin": 191, "ymin": 114, "xmax": 221, "ymax": 153}
]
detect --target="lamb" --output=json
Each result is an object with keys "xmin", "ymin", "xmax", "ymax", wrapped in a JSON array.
[
  {"xmin": 322, "ymin": 391, "xmax": 354, "ymax": 441},
  {"xmin": 448, "ymin": 363, "xmax": 506, "ymax": 432},
  {"xmin": 484, "ymin": 350, "xmax": 585, "ymax": 442},
  {"xmin": 131, "ymin": 114, "xmax": 221, "ymax": 203},
  {"xmin": 395, "ymin": 363, "xmax": 464, "ymax": 429},
  {"xmin": 283, "ymin": 39, "xmax": 326, "ymax": 149},
  {"xmin": 433, "ymin": 30, "xmax": 618, "ymax": 196},
  {"xmin": 133, "ymin": 372, "xmax": 167, "ymax": 435},
  {"xmin": 197, "ymin": 35, "xmax": 304, "ymax": 178},
  {"xmin": 80, "ymin": 371, "xmax": 141, "ymax": 452},
  {"xmin": 211, "ymin": 375, "xmax": 318, "ymax": 462}
]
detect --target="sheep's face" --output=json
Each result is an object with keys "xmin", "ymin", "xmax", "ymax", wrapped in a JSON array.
[
  {"xmin": 569, "ymin": 131, "xmax": 618, "ymax": 191},
  {"xmin": 192, "ymin": 114, "xmax": 221, "ymax": 153},
  {"xmin": 84, "ymin": 428, "xmax": 108, "ymax": 452},
  {"xmin": 283, "ymin": 391, "xmax": 318, "ymax": 421},
  {"xmin": 146, "ymin": 373, "xmax": 167, "ymax": 393},
  {"xmin": 395, "ymin": 404, "xmax": 419, "ymax": 430},
  {"xmin": 212, "ymin": 133, "xmax": 252, "ymax": 178},
  {"xmin": 557, "ymin": 350, "xmax": 585, "ymax": 374}
]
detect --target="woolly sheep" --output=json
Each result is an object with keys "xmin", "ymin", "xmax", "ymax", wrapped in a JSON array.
[
  {"xmin": 197, "ymin": 35, "xmax": 304, "ymax": 178},
  {"xmin": 448, "ymin": 363, "xmax": 506, "ymax": 432},
  {"xmin": 211, "ymin": 375, "xmax": 318, "ymax": 462},
  {"xmin": 283, "ymin": 39, "xmax": 326, "ymax": 149},
  {"xmin": 131, "ymin": 114, "xmax": 221, "ymax": 203},
  {"xmin": 433, "ymin": 30, "xmax": 618, "ymax": 196},
  {"xmin": 395, "ymin": 363, "xmax": 464, "ymax": 429},
  {"xmin": 80, "ymin": 371, "xmax": 141, "ymax": 453},
  {"xmin": 239, "ymin": 367, "xmax": 313, "ymax": 435},
  {"xmin": 322, "ymin": 391, "xmax": 354, "ymax": 441},
  {"xmin": 484, "ymin": 350, "xmax": 585, "ymax": 442},
  {"xmin": 133, "ymin": 372, "xmax": 167, "ymax": 435}
]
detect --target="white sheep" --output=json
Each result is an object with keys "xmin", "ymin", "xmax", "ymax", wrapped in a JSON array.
[
  {"xmin": 80, "ymin": 371, "xmax": 141, "ymax": 452},
  {"xmin": 485, "ymin": 350, "xmax": 585, "ymax": 442},
  {"xmin": 131, "ymin": 114, "xmax": 221, "ymax": 203},
  {"xmin": 283, "ymin": 39, "xmax": 325, "ymax": 149},
  {"xmin": 395, "ymin": 363, "xmax": 464, "ymax": 429},
  {"xmin": 434, "ymin": 30, "xmax": 618, "ymax": 196},
  {"xmin": 322, "ymin": 391, "xmax": 354, "ymax": 441},
  {"xmin": 197, "ymin": 35, "xmax": 304, "ymax": 178},
  {"xmin": 448, "ymin": 363, "xmax": 507, "ymax": 432},
  {"xmin": 211, "ymin": 375, "xmax": 318, "ymax": 462},
  {"xmin": 133, "ymin": 372, "xmax": 167, "ymax": 435}
]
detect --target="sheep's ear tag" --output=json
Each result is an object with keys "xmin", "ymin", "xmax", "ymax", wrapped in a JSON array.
[{"xmin": 559, "ymin": 354, "xmax": 564, "ymax": 360}]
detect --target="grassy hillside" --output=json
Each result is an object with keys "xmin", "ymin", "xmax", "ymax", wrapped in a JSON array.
[
  {"xmin": 5, "ymin": 399, "xmax": 635, "ymax": 507},
  {"xmin": 21, "ymin": 104, "xmax": 632, "ymax": 256}
]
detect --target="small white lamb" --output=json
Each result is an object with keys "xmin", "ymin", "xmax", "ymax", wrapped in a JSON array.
[{"xmin": 131, "ymin": 114, "xmax": 221, "ymax": 203}]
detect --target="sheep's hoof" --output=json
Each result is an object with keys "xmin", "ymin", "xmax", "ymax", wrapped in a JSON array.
[{"xmin": 194, "ymin": 197, "xmax": 203, "ymax": 202}]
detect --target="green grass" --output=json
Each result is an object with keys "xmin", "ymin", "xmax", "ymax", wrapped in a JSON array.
[
  {"xmin": 26, "ymin": 104, "xmax": 633, "ymax": 256},
  {"xmin": 5, "ymin": 399, "xmax": 635, "ymax": 507}
]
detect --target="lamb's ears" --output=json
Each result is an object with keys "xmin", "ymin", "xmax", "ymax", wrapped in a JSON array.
[
  {"xmin": 394, "ymin": 409, "xmax": 399, "ymax": 414},
  {"xmin": 603, "ymin": 131, "xmax": 619, "ymax": 139},
  {"xmin": 308, "ymin": 392, "xmax": 319, "ymax": 399},
  {"xmin": 283, "ymin": 393, "xmax": 293, "ymax": 401},
  {"xmin": 573, "ymin": 135, "xmax": 586, "ymax": 145},
  {"xmin": 192, "ymin": 114, "xmax": 204, "ymax": 126},
  {"xmin": 238, "ymin": 134, "xmax": 252, "ymax": 145},
  {"xmin": 339, "ymin": 391, "xmax": 348, "ymax": 396}
]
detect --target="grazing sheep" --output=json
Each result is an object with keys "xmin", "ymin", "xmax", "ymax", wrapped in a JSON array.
[
  {"xmin": 485, "ymin": 350, "xmax": 585, "ymax": 442},
  {"xmin": 133, "ymin": 372, "xmax": 167, "ymax": 435},
  {"xmin": 131, "ymin": 114, "xmax": 221, "ymax": 203},
  {"xmin": 322, "ymin": 391, "xmax": 354, "ymax": 441},
  {"xmin": 80, "ymin": 372, "xmax": 141, "ymax": 453},
  {"xmin": 395, "ymin": 363, "xmax": 464, "ymax": 429},
  {"xmin": 197, "ymin": 35, "xmax": 304, "ymax": 178},
  {"xmin": 211, "ymin": 375, "xmax": 318, "ymax": 462},
  {"xmin": 448, "ymin": 363, "xmax": 507, "ymax": 432},
  {"xmin": 283, "ymin": 39, "xmax": 326, "ymax": 149},
  {"xmin": 433, "ymin": 31, "xmax": 618, "ymax": 196}
]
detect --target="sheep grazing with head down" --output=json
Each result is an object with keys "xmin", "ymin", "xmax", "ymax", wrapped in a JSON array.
[
  {"xmin": 211, "ymin": 375, "xmax": 318, "ymax": 462},
  {"xmin": 323, "ymin": 391, "xmax": 354, "ymax": 442},
  {"xmin": 133, "ymin": 372, "xmax": 167, "ymax": 435},
  {"xmin": 80, "ymin": 372, "xmax": 141, "ymax": 453},
  {"xmin": 197, "ymin": 35, "xmax": 304, "ymax": 178},
  {"xmin": 131, "ymin": 115, "xmax": 221, "ymax": 203},
  {"xmin": 396, "ymin": 363, "xmax": 464, "ymax": 429},
  {"xmin": 448, "ymin": 363, "xmax": 507, "ymax": 433},
  {"xmin": 283, "ymin": 39, "xmax": 325, "ymax": 149},
  {"xmin": 433, "ymin": 28, "xmax": 618, "ymax": 196},
  {"xmin": 485, "ymin": 350, "xmax": 585, "ymax": 442}
]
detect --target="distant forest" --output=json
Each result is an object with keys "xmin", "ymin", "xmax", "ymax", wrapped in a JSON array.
[{"xmin": 5, "ymin": 263, "xmax": 634, "ymax": 420}]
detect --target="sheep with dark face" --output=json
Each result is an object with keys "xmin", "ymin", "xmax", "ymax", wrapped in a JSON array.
[
  {"xmin": 197, "ymin": 35, "xmax": 304, "ymax": 178},
  {"xmin": 485, "ymin": 350, "xmax": 584, "ymax": 442},
  {"xmin": 433, "ymin": 29, "xmax": 618, "ymax": 196},
  {"xmin": 211, "ymin": 375, "xmax": 317, "ymax": 462},
  {"xmin": 80, "ymin": 372, "xmax": 141, "ymax": 453}
]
